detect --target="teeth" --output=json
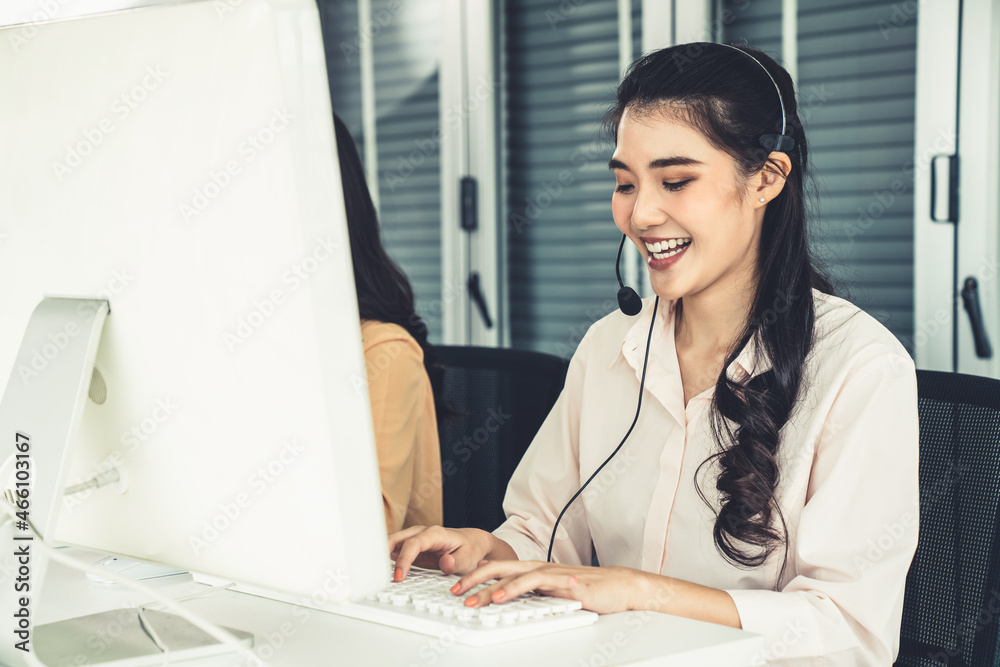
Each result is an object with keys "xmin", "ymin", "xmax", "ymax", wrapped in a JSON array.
[{"xmin": 644, "ymin": 238, "xmax": 690, "ymax": 254}]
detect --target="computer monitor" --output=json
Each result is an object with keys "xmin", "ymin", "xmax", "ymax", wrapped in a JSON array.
[{"xmin": 0, "ymin": 0, "xmax": 387, "ymax": 657}]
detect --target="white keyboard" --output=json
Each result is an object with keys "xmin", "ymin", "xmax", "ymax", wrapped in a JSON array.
[{"xmin": 326, "ymin": 567, "xmax": 598, "ymax": 646}]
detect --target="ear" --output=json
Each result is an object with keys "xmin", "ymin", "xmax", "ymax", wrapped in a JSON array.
[{"xmin": 754, "ymin": 151, "xmax": 793, "ymax": 207}]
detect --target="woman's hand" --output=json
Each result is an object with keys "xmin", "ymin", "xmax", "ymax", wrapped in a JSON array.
[
  {"xmin": 388, "ymin": 525, "xmax": 516, "ymax": 581},
  {"xmin": 451, "ymin": 560, "xmax": 642, "ymax": 615}
]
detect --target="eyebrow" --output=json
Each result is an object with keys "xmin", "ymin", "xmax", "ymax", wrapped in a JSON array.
[{"xmin": 608, "ymin": 156, "xmax": 704, "ymax": 171}]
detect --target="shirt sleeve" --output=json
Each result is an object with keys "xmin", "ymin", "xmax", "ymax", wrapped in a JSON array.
[
  {"xmin": 492, "ymin": 331, "xmax": 593, "ymax": 565},
  {"xmin": 726, "ymin": 345, "xmax": 920, "ymax": 666},
  {"xmin": 365, "ymin": 336, "xmax": 427, "ymax": 534}
]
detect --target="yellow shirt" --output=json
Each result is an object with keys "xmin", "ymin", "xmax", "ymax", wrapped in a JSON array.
[{"xmin": 361, "ymin": 320, "xmax": 443, "ymax": 533}]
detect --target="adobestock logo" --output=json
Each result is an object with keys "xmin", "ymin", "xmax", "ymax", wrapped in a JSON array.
[
  {"xmin": 224, "ymin": 235, "xmax": 339, "ymax": 351},
  {"xmin": 6, "ymin": 0, "xmax": 72, "ymax": 52},
  {"xmin": 188, "ymin": 438, "xmax": 305, "ymax": 555},
  {"xmin": 178, "ymin": 108, "xmax": 294, "ymax": 224},
  {"xmin": 17, "ymin": 268, "xmax": 133, "ymax": 385},
  {"xmin": 16, "ymin": 319, "xmax": 83, "ymax": 386}
]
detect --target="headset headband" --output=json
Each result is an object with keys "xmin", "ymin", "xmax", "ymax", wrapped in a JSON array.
[{"xmin": 718, "ymin": 43, "xmax": 796, "ymax": 153}]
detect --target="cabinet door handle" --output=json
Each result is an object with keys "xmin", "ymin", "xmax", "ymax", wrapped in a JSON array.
[
  {"xmin": 930, "ymin": 154, "xmax": 958, "ymax": 223},
  {"xmin": 460, "ymin": 176, "xmax": 477, "ymax": 231},
  {"xmin": 961, "ymin": 276, "xmax": 992, "ymax": 358},
  {"xmin": 468, "ymin": 272, "xmax": 493, "ymax": 329}
]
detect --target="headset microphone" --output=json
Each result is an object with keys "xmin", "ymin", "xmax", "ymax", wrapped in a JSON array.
[{"xmin": 615, "ymin": 234, "xmax": 642, "ymax": 316}]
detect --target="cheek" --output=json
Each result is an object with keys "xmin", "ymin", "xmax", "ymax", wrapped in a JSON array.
[
  {"xmin": 610, "ymin": 195, "xmax": 632, "ymax": 234},
  {"xmin": 691, "ymin": 187, "xmax": 748, "ymax": 243},
  {"xmin": 722, "ymin": 198, "xmax": 758, "ymax": 247},
  {"xmin": 693, "ymin": 205, "xmax": 757, "ymax": 270}
]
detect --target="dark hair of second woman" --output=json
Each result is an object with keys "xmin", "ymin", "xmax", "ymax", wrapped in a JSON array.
[
  {"xmin": 332, "ymin": 114, "xmax": 445, "ymax": 415},
  {"xmin": 607, "ymin": 43, "xmax": 834, "ymax": 569}
]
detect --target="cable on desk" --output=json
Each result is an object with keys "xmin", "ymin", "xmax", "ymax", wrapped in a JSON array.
[
  {"xmin": 137, "ymin": 579, "xmax": 239, "ymax": 666},
  {"xmin": 136, "ymin": 605, "xmax": 170, "ymax": 666},
  {"xmin": 0, "ymin": 494, "xmax": 269, "ymax": 667}
]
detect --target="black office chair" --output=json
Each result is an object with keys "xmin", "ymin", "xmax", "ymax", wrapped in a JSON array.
[
  {"xmin": 895, "ymin": 370, "xmax": 1000, "ymax": 667},
  {"xmin": 433, "ymin": 346, "xmax": 569, "ymax": 532}
]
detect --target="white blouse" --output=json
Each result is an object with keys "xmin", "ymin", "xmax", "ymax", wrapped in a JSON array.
[{"xmin": 493, "ymin": 290, "xmax": 919, "ymax": 666}]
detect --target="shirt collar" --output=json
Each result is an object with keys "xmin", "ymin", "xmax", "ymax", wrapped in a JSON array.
[
  {"xmin": 729, "ymin": 332, "xmax": 772, "ymax": 382},
  {"xmin": 615, "ymin": 298, "xmax": 686, "ymax": 426},
  {"xmin": 615, "ymin": 298, "xmax": 773, "ymax": 383},
  {"xmin": 613, "ymin": 297, "xmax": 671, "ymax": 370}
]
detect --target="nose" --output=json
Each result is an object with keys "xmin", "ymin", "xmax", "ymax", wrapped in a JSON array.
[{"xmin": 631, "ymin": 189, "xmax": 668, "ymax": 231}]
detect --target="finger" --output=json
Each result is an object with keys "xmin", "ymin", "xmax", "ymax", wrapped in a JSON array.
[
  {"xmin": 393, "ymin": 528, "xmax": 451, "ymax": 580},
  {"xmin": 453, "ymin": 560, "xmax": 539, "ymax": 595},
  {"xmin": 463, "ymin": 574, "xmax": 522, "ymax": 608},
  {"xmin": 442, "ymin": 545, "xmax": 493, "ymax": 575},
  {"xmin": 491, "ymin": 570, "xmax": 579, "ymax": 604},
  {"xmin": 394, "ymin": 526, "xmax": 475, "ymax": 580},
  {"xmin": 387, "ymin": 526, "xmax": 428, "ymax": 557},
  {"xmin": 439, "ymin": 551, "xmax": 457, "ymax": 575},
  {"xmin": 409, "ymin": 551, "xmax": 454, "ymax": 572}
]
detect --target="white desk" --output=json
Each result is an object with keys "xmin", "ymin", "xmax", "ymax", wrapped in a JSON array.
[{"xmin": 33, "ymin": 549, "xmax": 765, "ymax": 666}]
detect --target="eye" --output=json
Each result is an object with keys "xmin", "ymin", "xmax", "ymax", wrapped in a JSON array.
[
  {"xmin": 663, "ymin": 179, "xmax": 691, "ymax": 192},
  {"xmin": 614, "ymin": 183, "xmax": 634, "ymax": 194}
]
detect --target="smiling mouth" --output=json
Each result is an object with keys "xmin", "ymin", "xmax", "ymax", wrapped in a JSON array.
[{"xmin": 643, "ymin": 238, "xmax": 691, "ymax": 260}]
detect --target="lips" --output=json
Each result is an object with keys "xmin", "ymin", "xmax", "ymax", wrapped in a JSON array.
[{"xmin": 642, "ymin": 237, "xmax": 691, "ymax": 269}]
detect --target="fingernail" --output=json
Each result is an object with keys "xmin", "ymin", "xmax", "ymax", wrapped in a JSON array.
[
  {"xmin": 393, "ymin": 568, "xmax": 403, "ymax": 582},
  {"xmin": 492, "ymin": 590, "xmax": 506, "ymax": 602},
  {"xmin": 450, "ymin": 582, "xmax": 461, "ymax": 594},
  {"xmin": 464, "ymin": 597, "xmax": 478, "ymax": 607}
]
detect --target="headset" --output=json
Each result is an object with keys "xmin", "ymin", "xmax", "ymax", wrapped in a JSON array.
[
  {"xmin": 720, "ymin": 43, "xmax": 798, "ymax": 154},
  {"xmin": 545, "ymin": 43, "xmax": 794, "ymax": 563}
]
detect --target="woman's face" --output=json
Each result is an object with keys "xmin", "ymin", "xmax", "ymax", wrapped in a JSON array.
[{"xmin": 610, "ymin": 105, "xmax": 765, "ymax": 304}]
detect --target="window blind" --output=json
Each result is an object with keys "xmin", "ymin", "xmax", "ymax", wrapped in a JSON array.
[
  {"xmin": 725, "ymin": 0, "xmax": 917, "ymax": 352},
  {"xmin": 504, "ymin": 0, "xmax": 626, "ymax": 357},
  {"xmin": 320, "ymin": 0, "xmax": 365, "ymax": 144},
  {"xmin": 320, "ymin": 0, "xmax": 444, "ymax": 342}
]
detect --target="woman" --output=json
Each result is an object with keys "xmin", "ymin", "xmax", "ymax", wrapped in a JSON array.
[
  {"xmin": 388, "ymin": 43, "xmax": 919, "ymax": 666},
  {"xmin": 334, "ymin": 114, "xmax": 444, "ymax": 534}
]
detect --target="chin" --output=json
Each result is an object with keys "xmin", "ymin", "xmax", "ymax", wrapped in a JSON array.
[{"xmin": 648, "ymin": 276, "xmax": 688, "ymax": 303}]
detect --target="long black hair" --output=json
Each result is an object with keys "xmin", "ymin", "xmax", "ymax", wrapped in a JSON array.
[
  {"xmin": 607, "ymin": 43, "xmax": 834, "ymax": 569},
  {"xmin": 333, "ymin": 114, "xmax": 444, "ymax": 414}
]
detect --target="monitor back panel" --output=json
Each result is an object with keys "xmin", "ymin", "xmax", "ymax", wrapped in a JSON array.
[{"xmin": 0, "ymin": 0, "xmax": 387, "ymax": 602}]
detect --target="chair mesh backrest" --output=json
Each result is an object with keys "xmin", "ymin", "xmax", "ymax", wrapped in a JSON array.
[
  {"xmin": 895, "ymin": 371, "xmax": 1000, "ymax": 667},
  {"xmin": 434, "ymin": 346, "xmax": 569, "ymax": 532}
]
